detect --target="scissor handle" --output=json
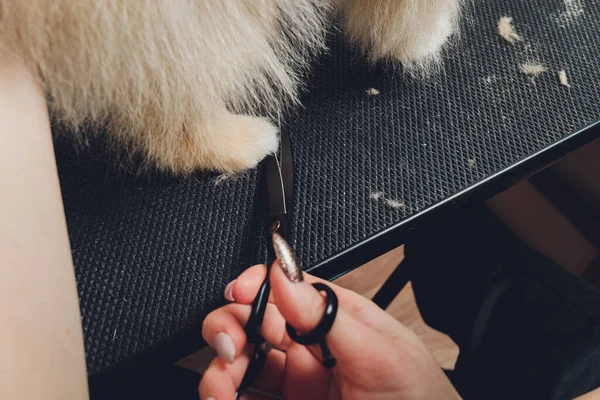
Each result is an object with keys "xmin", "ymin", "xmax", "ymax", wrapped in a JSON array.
[
  {"xmin": 236, "ymin": 339, "xmax": 269, "ymax": 398},
  {"xmin": 244, "ymin": 278, "xmax": 271, "ymax": 343},
  {"xmin": 237, "ymin": 267, "xmax": 272, "ymax": 397}
]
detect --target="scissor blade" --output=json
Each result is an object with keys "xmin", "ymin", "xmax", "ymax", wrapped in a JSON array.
[
  {"xmin": 265, "ymin": 154, "xmax": 286, "ymax": 219},
  {"xmin": 280, "ymin": 127, "xmax": 293, "ymax": 215}
]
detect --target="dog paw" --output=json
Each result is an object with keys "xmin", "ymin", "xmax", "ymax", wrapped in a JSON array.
[{"xmin": 215, "ymin": 114, "xmax": 280, "ymax": 173}]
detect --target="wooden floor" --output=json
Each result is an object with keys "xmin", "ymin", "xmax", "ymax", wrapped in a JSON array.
[{"xmin": 178, "ymin": 245, "xmax": 459, "ymax": 373}]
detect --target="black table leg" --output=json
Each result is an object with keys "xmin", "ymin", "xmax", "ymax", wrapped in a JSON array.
[{"xmin": 371, "ymin": 248, "xmax": 412, "ymax": 310}]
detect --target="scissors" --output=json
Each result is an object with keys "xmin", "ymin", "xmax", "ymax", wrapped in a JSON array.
[{"xmin": 236, "ymin": 128, "xmax": 294, "ymax": 398}]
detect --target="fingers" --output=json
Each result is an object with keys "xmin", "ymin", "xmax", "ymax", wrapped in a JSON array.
[
  {"xmin": 270, "ymin": 260, "xmax": 433, "ymax": 390},
  {"xmin": 253, "ymin": 346, "xmax": 286, "ymax": 395},
  {"xmin": 269, "ymin": 264, "xmax": 328, "ymax": 333},
  {"xmin": 227, "ymin": 265, "xmax": 403, "ymax": 338},
  {"xmin": 202, "ymin": 303, "xmax": 249, "ymax": 363},
  {"xmin": 227, "ymin": 265, "xmax": 271, "ymax": 304},
  {"xmin": 199, "ymin": 350, "xmax": 251, "ymax": 400},
  {"xmin": 202, "ymin": 302, "xmax": 293, "ymax": 362},
  {"xmin": 199, "ymin": 348, "xmax": 287, "ymax": 400},
  {"xmin": 230, "ymin": 264, "xmax": 346, "ymax": 306},
  {"xmin": 269, "ymin": 263, "xmax": 391, "ymax": 371},
  {"xmin": 200, "ymin": 345, "xmax": 327, "ymax": 400},
  {"xmin": 226, "ymin": 262, "xmax": 425, "ymax": 359},
  {"xmin": 225, "ymin": 261, "xmax": 395, "ymax": 330}
]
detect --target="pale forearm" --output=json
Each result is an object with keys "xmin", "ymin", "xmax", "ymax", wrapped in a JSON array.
[
  {"xmin": 576, "ymin": 387, "xmax": 600, "ymax": 399},
  {"xmin": 0, "ymin": 52, "xmax": 88, "ymax": 399}
]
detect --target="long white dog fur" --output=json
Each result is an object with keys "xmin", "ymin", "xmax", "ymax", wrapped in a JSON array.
[{"xmin": 0, "ymin": 0, "xmax": 461, "ymax": 174}]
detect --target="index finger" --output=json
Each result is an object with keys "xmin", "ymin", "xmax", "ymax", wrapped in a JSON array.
[
  {"xmin": 199, "ymin": 350, "xmax": 250, "ymax": 400},
  {"xmin": 229, "ymin": 263, "xmax": 404, "ymax": 336},
  {"xmin": 231, "ymin": 263, "xmax": 372, "ymax": 306}
]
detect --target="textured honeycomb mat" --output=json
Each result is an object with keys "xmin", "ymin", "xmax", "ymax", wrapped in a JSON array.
[{"xmin": 54, "ymin": 0, "xmax": 600, "ymax": 375}]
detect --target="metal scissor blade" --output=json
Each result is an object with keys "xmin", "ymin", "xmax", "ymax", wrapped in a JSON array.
[{"xmin": 265, "ymin": 154, "xmax": 286, "ymax": 220}]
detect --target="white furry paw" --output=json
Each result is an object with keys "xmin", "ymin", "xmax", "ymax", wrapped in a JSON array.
[
  {"xmin": 389, "ymin": 19, "xmax": 455, "ymax": 65},
  {"xmin": 218, "ymin": 114, "xmax": 280, "ymax": 173},
  {"xmin": 146, "ymin": 113, "xmax": 279, "ymax": 174},
  {"xmin": 342, "ymin": 0, "xmax": 460, "ymax": 72}
]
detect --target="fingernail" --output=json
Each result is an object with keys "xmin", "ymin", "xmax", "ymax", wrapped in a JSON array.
[
  {"xmin": 206, "ymin": 397, "xmax": 215, "ymax": 400},
  {"xmin": 272, "ymin": 233, "xmax": 303, "ymax": 282},
  {"xmin": 224, "ymin": 280, "xmax": 236, "ymax": 302},
  {"xmin": 214, "ymin": 332, "xmax": 235, "ymax": 364}
]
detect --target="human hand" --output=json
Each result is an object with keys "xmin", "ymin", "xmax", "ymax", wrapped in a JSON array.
[{"xmin": 199, "ymin": 262, "xmax": 460, "ymax": 400}]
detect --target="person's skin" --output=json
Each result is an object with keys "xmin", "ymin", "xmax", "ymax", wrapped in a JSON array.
[
  {"xmin": 0, "ymin": 52, "xmax": 89, "ymax": 399},
  {"xmin": 577, "ymin": 388, "xmax": 600, "ymax": 400},
  {"xmin": 200, "ymin": 262, "xmax": 462, "ymax": 400}
]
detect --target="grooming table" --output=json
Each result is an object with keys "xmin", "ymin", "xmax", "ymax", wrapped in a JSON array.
[{"xmin": 54, "ymin": 0, "xmax": 600, "ymax": 379}]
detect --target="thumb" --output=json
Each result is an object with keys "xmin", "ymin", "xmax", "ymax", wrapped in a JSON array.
[
  {"xmin": 269, "ymin": 233, "xmax": 334, "ymax": 334},
  {"xmin": 270, "ymin": 260, "xmax": 335, "ymax": 334},
  {"xmin": 269, "ymin": 260, "xmax": 389, "ymax": 374}
]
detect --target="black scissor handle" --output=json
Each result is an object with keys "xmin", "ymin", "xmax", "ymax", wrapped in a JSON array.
[
  {"xmin": 237, "ymin": 272, "xmax": 272, "ymax": 397},
  {"xmin": 286, "ymin": 283, "xmax": 338, "ymax": 368},
  {"xmin": 236, "ymin": 338, "xmax": 269, "ymax": 398},
  {"xmin": 244, "ymin": 278, "xmax": 271, "ymax": 343}
]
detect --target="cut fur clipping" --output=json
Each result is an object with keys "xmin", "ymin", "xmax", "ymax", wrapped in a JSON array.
[
  {"xmin": 559, "ymin": 70, "xmax": 572, "ymax": 87},
  {"xmin": 498, "ymin": 16, "xmax": 522, "ymax": 44},
  {"xmin": 370, "ymin": 192, "xmax": 405, "ymax": 210},
  {"xmin": 560, "ymin": 0, "xmax": 585, "ymax": 23},
  {"xmin": 521, "ymin": 62, "xmax": 548, "ymax": 82},
  {"xmin": 385, "ymin": 199, "xmax": 406, "ymax": 209}
]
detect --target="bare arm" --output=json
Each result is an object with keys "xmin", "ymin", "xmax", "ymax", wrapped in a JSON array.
[
  {"xmin": 0, "ymin": 52, "xmax": 89, "ymax": 399},
  {"xmin": 576, "ymin": 387, "xmax": 600, "ymax": 400}
]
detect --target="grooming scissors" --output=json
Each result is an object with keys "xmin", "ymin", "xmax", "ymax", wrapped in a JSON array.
[
  {"xmin": 236, "ymin": 129, "xmax": 337, "ymax": 398},
  {"xmin": 236, "ymin": 128, "xmax": 293, "ymax": 397}
]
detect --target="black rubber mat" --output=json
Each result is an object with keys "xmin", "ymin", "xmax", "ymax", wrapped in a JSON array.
[{"xmin": 54, "ymin": 0, "xmax": 600, "ymax": 376}]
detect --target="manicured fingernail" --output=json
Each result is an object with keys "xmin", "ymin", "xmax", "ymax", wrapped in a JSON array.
[
  {"xmin": 206, "ymin": 397, "xmax": 215, "ymax": 400},
  {"xmin": 214, "ymin": 332, "xmax": 235, "ymax": 364},
  {"xmin": 272, "ymin": 233, "xmax": 303, "ymax": 282},
  {"xmin": 224, "ymin": 280, "xmax": 236, "ymax": 302}
]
